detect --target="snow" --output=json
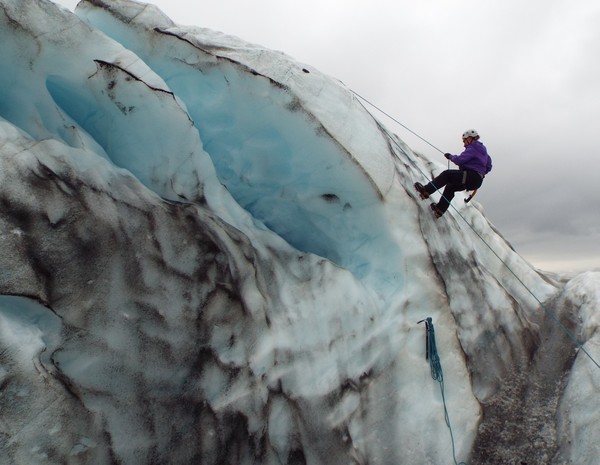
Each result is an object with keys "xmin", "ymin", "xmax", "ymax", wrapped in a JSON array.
[{"xmin": 0, "ymin": 0, "xmax": 598, "ymax": 464}]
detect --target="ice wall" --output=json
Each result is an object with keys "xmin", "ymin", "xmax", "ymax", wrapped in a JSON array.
[
  {"xmin": 75, "ymin": 0, "xmax": 404, "ymax": 283},
  {"xmin": 1, "ymin": 1, "xmax": 598, "ymax": 464}
]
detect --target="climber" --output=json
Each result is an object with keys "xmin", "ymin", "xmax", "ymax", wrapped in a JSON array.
[{"xmin": 414, "ymin": 129, "xmax": 492, "ymax": 218}]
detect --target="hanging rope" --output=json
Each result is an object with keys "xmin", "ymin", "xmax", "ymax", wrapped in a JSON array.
[
  {"xmin": 351, "ymin": 90, "xmax": 477, "ymax": 201},
  {"xmin": 418, "ymin": 317, "xmax": 468, "ymax": 465},
  {"xmin": 352, "ymin": 90, "xmax": 600, "ymax": 371},
  {"xmin": 350, "ymin": 90, "xmax": 446, "ymax": 155}
]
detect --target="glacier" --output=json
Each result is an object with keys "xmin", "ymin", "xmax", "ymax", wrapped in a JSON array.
[{"xmin": 0, "ymin": 0, "xmax": 599, "ymax": 464}]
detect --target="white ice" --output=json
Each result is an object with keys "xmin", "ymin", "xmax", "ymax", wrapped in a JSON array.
[{"xmin": 0, "ymin": 1, "xmax": 598, "ymax": 464}]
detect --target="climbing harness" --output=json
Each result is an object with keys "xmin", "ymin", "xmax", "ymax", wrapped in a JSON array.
[{"xmin": 418, "ymin": 317, "xmax": 468, "ymax": 465}]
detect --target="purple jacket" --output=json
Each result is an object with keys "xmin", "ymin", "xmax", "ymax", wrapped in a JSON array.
[{"xmin": 449, "ymin": 140, "xmax": 492, "ymax": 176}]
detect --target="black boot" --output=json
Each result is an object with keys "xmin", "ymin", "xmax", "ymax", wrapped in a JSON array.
[
  {"xmin": 430, "ymin": 203, "xmax": 444, "ymax": 218},
  {"xmin": 414, "ymin": 182, "xmax": 430, "ymax": 200}
]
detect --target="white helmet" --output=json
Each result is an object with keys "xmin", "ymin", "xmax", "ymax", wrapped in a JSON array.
[{"xmin": 462, "ymin": 129, "xmax": 479, "ymax": 139}]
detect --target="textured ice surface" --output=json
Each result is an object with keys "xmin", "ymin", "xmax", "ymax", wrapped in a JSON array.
[{"xmin": 0, "ymin": 1, "xmax": 598, "ymax": 464}]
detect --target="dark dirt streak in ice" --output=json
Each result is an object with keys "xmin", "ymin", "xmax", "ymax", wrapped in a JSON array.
[
  {"xmin": 414, "ymin": 219, "xmax": 578, "ymax": 464},
  {"xmin": 150, "ymin": 26, "xmax": 385, "ymax": 201},
  {"xmin": 469, "ymin": 295, "xmax": 578, "ymax": 465},
  {"xmin": 0, "ymin": 154, "xmax": 275, "ymax": 464}
]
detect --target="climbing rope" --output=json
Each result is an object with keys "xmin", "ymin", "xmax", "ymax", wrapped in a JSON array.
[
  {"xmin": 350, "ymin": 90, "xmax": 446, "ymax": 155},
  {"xmin": 352, "ymin": 90, "xmax": 600, "ymax": 372},
  {"xmin": 418, "ymin": 317, "xmax": 468, "ymax": 465}
]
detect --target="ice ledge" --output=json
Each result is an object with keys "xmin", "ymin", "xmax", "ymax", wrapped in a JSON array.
[{"xmin": 77, "ymin": 0, "xmax": 395, "ymax": 200}]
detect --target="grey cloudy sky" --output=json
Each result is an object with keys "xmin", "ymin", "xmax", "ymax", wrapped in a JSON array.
[{"xmin": 56, "ymin": 0, "xmax": 600, "ymax": 273}]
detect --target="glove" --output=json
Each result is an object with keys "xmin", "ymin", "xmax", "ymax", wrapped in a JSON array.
[{"xmin": 444, "ymin": 153, "xmax": 452, "ymax": 160}]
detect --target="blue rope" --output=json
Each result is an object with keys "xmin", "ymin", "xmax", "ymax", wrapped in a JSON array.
[{"xmin": 419, "ymin": 318, "xmax": 468, "ymax": 465}]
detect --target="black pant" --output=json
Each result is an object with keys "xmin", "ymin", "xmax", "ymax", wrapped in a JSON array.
[{"xmin": 425, "ymin": 170, "xmax": 483, "ymax": 213}]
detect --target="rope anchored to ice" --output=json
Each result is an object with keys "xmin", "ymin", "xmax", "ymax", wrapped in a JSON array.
[
  {"xmin": 418, "ymin": 317, "xmax": 468, "ymax": 465},
  {"xmin": 354, "ymin": 90, "xmax": 600, "ymax": 372}
]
